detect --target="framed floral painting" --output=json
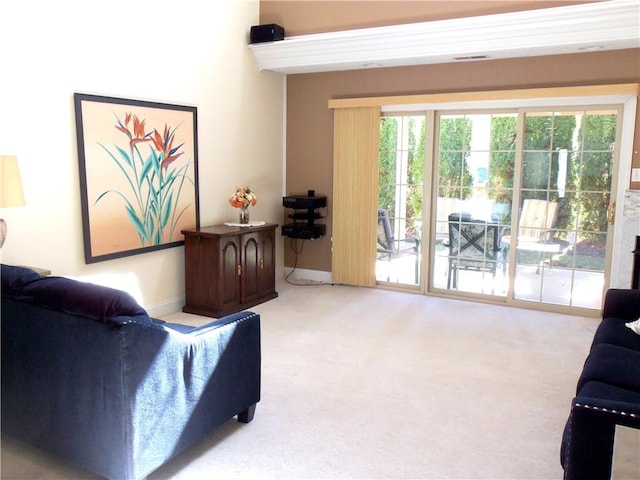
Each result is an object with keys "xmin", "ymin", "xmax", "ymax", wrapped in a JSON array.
[{"xmin": 74, "ymin": 93, "xmax": 200, "ymax": 263}]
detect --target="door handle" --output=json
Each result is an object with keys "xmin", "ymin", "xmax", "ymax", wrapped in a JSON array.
[{"xmin": 607, "ymin": 201, "xmax": 616, "ymax": 225}]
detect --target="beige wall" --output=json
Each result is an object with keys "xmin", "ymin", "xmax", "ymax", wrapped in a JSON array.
[
  {"xmin": 260, "ymin": 1, "xmax": 640, "ymax": 274},
  {"xmin": 1, "ymin": 0, "xmax": 285, "ymax": 315}
]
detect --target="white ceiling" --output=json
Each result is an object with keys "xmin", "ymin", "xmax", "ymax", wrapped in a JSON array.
[{"xmin": 249, "ymin": 0, "xmax": 640, "ymax": 75}]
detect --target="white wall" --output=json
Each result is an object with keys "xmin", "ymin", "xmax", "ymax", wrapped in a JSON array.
[{"xmin": 0, "ymin": 0, "xmax": 285, "ymax": 315}]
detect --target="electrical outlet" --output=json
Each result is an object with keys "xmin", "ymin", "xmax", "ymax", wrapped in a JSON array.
[{"xmin": 633, "ymin": 168, "xmax": 640, "ymax": 182}]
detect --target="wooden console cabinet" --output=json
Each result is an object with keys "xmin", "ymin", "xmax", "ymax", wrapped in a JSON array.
[{"xmin": 181, "ymin": 223, "xmax": 278, "ymax": 317}]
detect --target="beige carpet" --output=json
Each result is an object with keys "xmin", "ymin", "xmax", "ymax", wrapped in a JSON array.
[{"xmin": 2, "ymin": 282, "xmax": 639, "ymax": 479}]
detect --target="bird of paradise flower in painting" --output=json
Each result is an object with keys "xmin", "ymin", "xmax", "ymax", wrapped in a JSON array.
[{"xmin": 96, "ymin": 112, "xmax": 193, "ymax": 246}]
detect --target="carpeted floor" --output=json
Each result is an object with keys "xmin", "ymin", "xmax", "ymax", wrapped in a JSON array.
[{"xmin": 2, "ymin": 282, "xmax": 639, "ymax": 479}]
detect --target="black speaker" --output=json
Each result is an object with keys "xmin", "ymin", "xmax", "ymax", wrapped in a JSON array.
[{"xmin": 250, "ymin": 24, "xmax": 285, "ymax": 44}]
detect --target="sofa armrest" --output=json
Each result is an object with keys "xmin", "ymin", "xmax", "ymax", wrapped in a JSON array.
[
  {"xmin": 190, "ymin": 311, "xmax": 260, "ymax": 335},
  {"xmin": 572, "ymin": 396, "xmax": 640, "ymax": 429},
  {"xmin": 163, "ymin": 311, "xmax": 258, "ymax": 335},
  {"xmin": 1, "ymin": 264, "xmax": 45, "ymax": 296},
  {"xmin": 120, "ymin": 310, "xmax": 261, "ymax": 478},
  {"xmin": 562, "ymin": 394, "xmax": 640, "ymax": 480},
  {"xmin": 602, "ymin": 288, "xmax": 640, "ymax": 321}
]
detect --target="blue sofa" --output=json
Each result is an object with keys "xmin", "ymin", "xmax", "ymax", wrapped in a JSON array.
[
  {"xmin": 1, "ymin": 264, "xmax": 261, "ymax": 480},
  {"xmin": 561, "ymin": 288, "xmax": 640, "ymax": 479}
]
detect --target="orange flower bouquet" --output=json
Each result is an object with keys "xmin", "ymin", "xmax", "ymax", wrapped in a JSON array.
[{"xmin": 229, "ymin": 186, "xmax": 257, "ymax": 224}]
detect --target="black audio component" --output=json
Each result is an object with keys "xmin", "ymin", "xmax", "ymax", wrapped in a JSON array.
[
  {"xmin": 282, "ymin": 224, "xmax": 326, "ymax": 240},
  {"xmin": 282, "ymin": 194, "xmax": 326, "ymax": 210},
  {"xmin": 250, "ymin": 24, "xmax": 285, "ymax": 44},
  {"xmin": 282, "ymin": 190, "xmax": 326, "ymax": 240}
]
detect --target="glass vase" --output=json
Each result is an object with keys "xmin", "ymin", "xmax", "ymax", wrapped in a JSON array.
[{"xmin": 239, "ymin": 207, "xmax": 249, "ymax": 224}]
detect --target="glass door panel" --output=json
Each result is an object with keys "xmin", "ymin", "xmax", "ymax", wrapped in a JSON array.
[
  {"xmin": 433, "ymin": 113, "xmax": 516, "ymax": 297},
  {"xmin": 512, "ymin": 110, "xmax": 617, "ymax": 309},
  {"xmin": 376, "ymin": 115, "xmax": 424, "ymax": 286},
  {"xmin": 431, "ymin": 107, "xmax": 617, "ymax": 312}
]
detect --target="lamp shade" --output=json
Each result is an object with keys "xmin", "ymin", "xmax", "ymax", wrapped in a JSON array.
[{"xmin": 0, "ymin": 155, "xmax": 25, "ymax": 208}]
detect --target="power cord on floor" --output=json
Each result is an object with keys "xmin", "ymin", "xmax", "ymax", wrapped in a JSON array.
[{"xmin": 284, "ymin": 237, "xmax": 334, "ymax": 286}]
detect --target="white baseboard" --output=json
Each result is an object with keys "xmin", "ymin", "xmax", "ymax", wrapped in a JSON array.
[{"xmin": 145, "ymin": 296, "xmax": 185, "ymax": 318}]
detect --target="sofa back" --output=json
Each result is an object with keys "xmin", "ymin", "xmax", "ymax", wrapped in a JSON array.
[
  {"xmin": 0, "ymin": 264, "xmax": 163, "ymax": 477},
  {"xmin": 1, "ymin": 264, "xmax": 152, "ymax": 325}
]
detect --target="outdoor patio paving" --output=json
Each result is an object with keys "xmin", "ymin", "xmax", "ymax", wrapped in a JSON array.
[{"xmin": 377, "ymin": 254, "xmax": 604, "ymax": 310}]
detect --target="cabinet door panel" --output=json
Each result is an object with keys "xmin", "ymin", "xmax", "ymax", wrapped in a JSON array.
[
  {"xmin": 258, "ymin": 230, "xmax": 276, "ymax": 293},
  {"xmin": 220, "ymin": 237, "xmax": 241, "ymax": 310},
  {"xmin": 241, "ymin": 233, "xmax": 261, "ymax": 303}
]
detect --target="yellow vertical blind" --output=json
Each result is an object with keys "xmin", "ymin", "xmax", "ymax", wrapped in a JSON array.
[{"xmin": 331, "ymin": 106, "xmax": 380, "ymax": 286}]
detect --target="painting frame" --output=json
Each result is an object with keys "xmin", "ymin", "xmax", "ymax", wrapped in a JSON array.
[{"xmin": 74, "ymin": 93, "xmax": 200, "ymax": 264}]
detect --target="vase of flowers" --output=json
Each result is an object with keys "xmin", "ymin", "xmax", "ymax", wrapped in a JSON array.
[{"xmin": 229, "ymin": 186, "xmax": 257, "ymax": 224}]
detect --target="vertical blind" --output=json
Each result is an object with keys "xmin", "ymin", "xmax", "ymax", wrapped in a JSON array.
[{"xmin": 331, "ymin": 106, "xmax": 380, "ymax": 286}]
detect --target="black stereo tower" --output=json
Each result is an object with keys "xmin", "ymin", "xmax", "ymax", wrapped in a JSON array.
[{"xmin": 282, "ymin": 190, "xmax": 326, "ymax": 239}]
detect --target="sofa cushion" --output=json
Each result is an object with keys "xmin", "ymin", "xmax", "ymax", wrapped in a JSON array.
[
  {"xmin": 17, "ymin": 276, "xmax": 152, "ymax": 324},
  {"xmin": 577, "ymin": 343, "xmax": 640, "ymax": 394},
  {"xmin": 593, "ymin": 317, "xmax": 640, "ymax": 350},
  {"xmin": 579, "ymin": 380, "xmax": 640, "ymax": 406},
  {"xmin": 1, "ymin": 264, "xmax": 45, "ymax": 296}
]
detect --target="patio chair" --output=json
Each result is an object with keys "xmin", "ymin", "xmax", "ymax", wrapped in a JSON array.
[
  {"xmin": 501, "ymin": 199, "xmax": 560, "ymax": 273},
  {"xmin": 377, "ymin": 209, "xmax": 420, "ymax": 283},
  {"xmin": 447, "ymin": 212, "xmax": 503, "ymax": 291}
]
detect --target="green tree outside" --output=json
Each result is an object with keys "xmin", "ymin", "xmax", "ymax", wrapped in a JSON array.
[
  {"xmin": 438, "ymin": 116, "xmax": 473, "ymax": 200},
  {"xmin": 408, "ymin": 119, "xmax": 425, "ymax": 226},
  {"xmin": 488, "ymin": 115, "xmax": 517, "ymax": 210},
  {"xmin": 379, "ymin": 111, "xmax": 615, "ymax": 250},
  {"xmin": 575, "ymin": 113, "xmax": 616, "ymax": 238},
  {"xmin": 379, "ymin": 117, "xmax": 398, "ymax": 217}
]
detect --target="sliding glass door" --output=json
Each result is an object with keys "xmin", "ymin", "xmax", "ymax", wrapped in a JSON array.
[
  {"xmin": 430, "ymin": 107, "xmax": 620, "ymax": 311},
  {"xmin": 376, "ymin": 104, "xmax": 621, "ymax": 312}
]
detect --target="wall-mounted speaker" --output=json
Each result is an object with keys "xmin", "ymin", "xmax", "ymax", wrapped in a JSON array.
[{"xmin": 250, "ymin": 24, "xmax": 285, "ymax": 44}]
